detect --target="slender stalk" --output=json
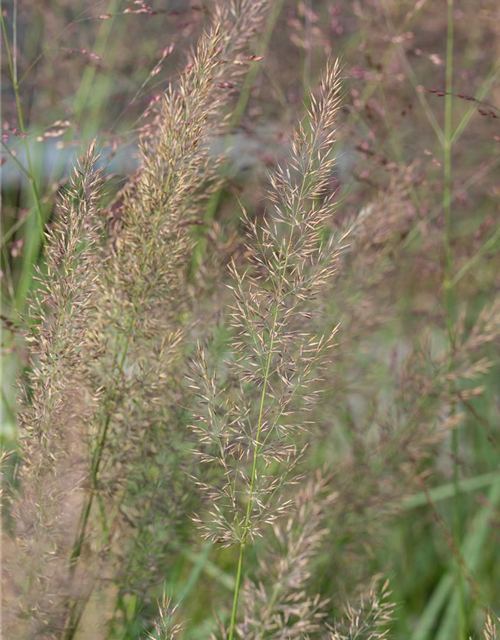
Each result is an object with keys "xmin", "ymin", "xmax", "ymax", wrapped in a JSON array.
[
  {"xmin": 451, "ymin": 56, "xmax": 500, "ymax": 146},
  {"xmin": 443, "ymin": 1, "xmax": 466, "ymax": 637},
  {"xmin": 228, "ymin": 540, "xmax": 247, "ymax": 640},
  {"xmin": 224, "ymin": 75, "xmax": 330, "ymax": 629},
  {"xmin": 227, "ymin": 183, "xmax": 302, "ymax": 639},
  {"xmin": 443, "ymin": 2, "xmax": 454, "ymax": 333},
  {"xmin": 73, "ymin": 0, "xmax": 123, "ymax": 136},
  {"xmin": 227, "ymin": 305, "xmax": 279, "ymax": 640},
  {"xmin": 230, "ymin": 0, "xmax": 285, "ymax": 129},
  {"xmin": 189, "ymin": 0, "xmax": 285, "ymax": 276},
  {"xmin": 380, "ymin": 0, "xmax": 444, "ymax": 146},
  {"xmin": 0, "ymin": 139, "xmax": 33, "ymax": 181},
  {"xmin": 301, "ymin": 0, "xmax": 312, "ymax": 111},
  {"xmin": 62, "ymin": 312, "xmax": 136, "ymax": 639},
  {"xmin": 1, "ymin": 11, "xmax": 44, "ymax": 232},
  {"xmin": 13, "ymin": 0, "xmax": 122, "ymax": 311},
  {"xmin": 451, "ymin": 223, "xmax": 500, "ymax": 287}
]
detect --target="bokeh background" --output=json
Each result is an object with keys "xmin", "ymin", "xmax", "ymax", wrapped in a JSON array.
[{"xmin": 2, "ymin": 1, "xmax": 500, "ymax": 638}]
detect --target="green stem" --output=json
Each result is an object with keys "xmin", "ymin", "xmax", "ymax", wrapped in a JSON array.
[
  {"xmin": 189, "ymin": 0, "xmax": 285, "ymax": 276},
  {"xmin": 450, "ymin": 222, "xmax": 500, "ymax": 287},
  {"xmin": 443, "ymin": 1, "xmax": 466, "ymax": 637},
  {"xmin": 443, "ymin": 5, "xmax": 454, "ymax": 339},
  {"xmin": 1, "ymin": 11, "xmax": 44, "ymax": 233},
  {"xmin": 63, "ymin": 323, "xmax": 133, "ymax": 640},
  {"xmin": 301, "ymin": 0, "xmax": 312, "ymax": 111},
  {"xmin": 13, "ymin": 0, "xmax": 122, "ymax": 312},
  {"xmin": 72, "ymin": 0, "xmax": 123, "ymax": 136},
  {"xmin": 228, "ymin": 540, "xmax": 247, "ymax": 640},
  {"xmin": 229, "ymin": 0, "xmax": 285, "ymax": 129},
  {"xmin": 227, "ymin": 302, "xmax": 279, "ymax": 640},
  {"xmin": 225, "ymin": 95, "xmax": 325, "ymax": 632},
  {"xmin": 226, "ymin": 166, "xmax": 304, "ymax": 637}
]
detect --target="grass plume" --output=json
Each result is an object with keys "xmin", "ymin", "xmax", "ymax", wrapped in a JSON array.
[{"xmin": 190, "ymin": 60, "xmax": 345, "ymax": 639}]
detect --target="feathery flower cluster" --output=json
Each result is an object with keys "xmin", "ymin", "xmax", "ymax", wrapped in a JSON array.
[
  {"xmin": 329, "ymin": 581, "xmax": 395, "ymax": 640},
  {"xmin": 3, "ymin": 145, "xmax": 103, "ymax": 639},
  {"xmin": 190, "ymin": 61, "xmax": 347, "ymax": 638},
  {"xmin": 238, "ymin": 474, "xmax": 336, "ymax": 640},
  {"xmin": 191, "ymin": 61, "xmax": 344, "ymax": 546},
  {"xmin": 3, "ymin": 4, "xmax": 271, "ymax": 637}
]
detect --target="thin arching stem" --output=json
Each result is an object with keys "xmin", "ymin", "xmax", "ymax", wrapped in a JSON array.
[
  {"xmin": 443, "ymin": 1, "xmax": 466, "ymax": 636},
  {"xmin": 1, "ymin": 12, "xmax": 44, "ymax": 233}
]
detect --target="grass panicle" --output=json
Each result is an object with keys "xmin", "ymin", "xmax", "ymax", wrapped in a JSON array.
[
  {"xmin": 190, "ymin": 60, "xmax": 346, "ymax": 639},
  {"xmin": 2, "ymin": 2, "xmax": 500, "ymax": 638},
  {"xmin": 238, "ymin": 474, "xmax": 336, "ymax": 640},
  {"xmin": 329, "ymin": 581, "xmax": 395, "ymax": 640},
  {"xmin": 2, "ymin": 143, "xmax": 103, "ymax": 640}
]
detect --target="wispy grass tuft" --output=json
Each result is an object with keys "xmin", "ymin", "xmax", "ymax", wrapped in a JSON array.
[
  {"xmin": 2, "ymin": 2, "xmax": 500, "ymax": 638},
  {"xmin": 2, "ymin": 143, "xmax": 103, "ymax": 639},
  {"xmin": 329, "ymin": 580, "xmax": 395, "ymax": 640},
  {"xmin": 190, "ymin": 59, "xmax": 346, "ymax": 639}
]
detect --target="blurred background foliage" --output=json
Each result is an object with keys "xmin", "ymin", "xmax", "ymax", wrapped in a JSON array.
[{"xmin": 1, "ymin": 1, "xmax": 500, "ymax": 638}]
